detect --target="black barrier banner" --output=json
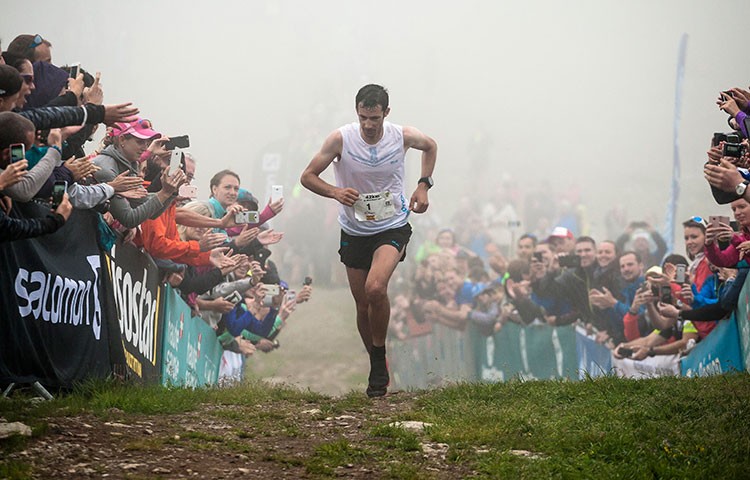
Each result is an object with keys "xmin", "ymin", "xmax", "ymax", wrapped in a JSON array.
[
  {"xmin": 0, "ymin": 203, "xmax": 113, "ymax": 389},
  {"xmin": 104, "ymin": 240, "xmax": 164, "ymax": 383}
]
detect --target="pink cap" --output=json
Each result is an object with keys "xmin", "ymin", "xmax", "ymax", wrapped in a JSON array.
[{"xmin": 111, "ymin": 117, "xmax": 161, "ymax": 140}]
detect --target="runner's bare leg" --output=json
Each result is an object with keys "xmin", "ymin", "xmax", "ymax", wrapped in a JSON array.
[
  {"xmin": 346, "ymin": 267, "xmax": 372, "ymax": 353},
  {"xmin": 364, "ymin": 244, "xmax": 405, "ymax": 347}
]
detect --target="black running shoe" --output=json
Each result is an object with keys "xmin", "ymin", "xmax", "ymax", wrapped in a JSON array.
[{"xmin": 366, "ymin": 356, "xmax": 389, "ymax": 398}]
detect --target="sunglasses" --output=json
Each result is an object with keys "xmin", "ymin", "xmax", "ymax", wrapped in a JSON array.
[
  {"xmin": 115, "ymin": 119, "xmax": 153, "ymax": 136},
  {"xmin": 27, "ymin": 34, "xmax": 43, "ymax": 50},
  {"xmin": 685, "ymin": 216, "xmax": 708, "ymax": 228},
  {"xmin": 20, "ymin": 74, "xmax": 34, "ymax": 85}
]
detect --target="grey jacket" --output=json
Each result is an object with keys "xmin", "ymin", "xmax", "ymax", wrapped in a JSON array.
[
  {"xmin": 92, "ymin": 145, "xmax": 172, "ymax": 228},
  {"xmin": 0, "ymin": 148, "xmax": 61, "ymax": 201}
]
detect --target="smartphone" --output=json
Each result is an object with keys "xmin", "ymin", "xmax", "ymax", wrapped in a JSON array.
[
  {"xmin": 303, "ymin": 276, "xmax": 313, "ymax": 286},
  {"xmin": 169, "ymin": 150, "xmax": 183, "ymax": 175},
  {"xmin": 619, "ymin": 347, "xmax": 634, "ymax": 358},
  {"xmin": 234, "ymin": 211, "xmax": 260, "ymax": 224},
  {"xmin": 558, "ymin": 254, "xmax": 581, "ymax": 269},
  {"xmin": 178, "ymin": 185, "xmax": 198, "ymax": 198},
  {"xmin": 9, "ymin": 143, "xmax": 25, "ymax": 163},
  {"xmin": 659, "ymin": 285, "xmax": 673, "ymax": 304},
  {"xmin": 532, "ymin": 251, "xmax": 544, "ymax": 262},
  {"xmin": 709, "ymin": 215, "xmax": 731, "ymax": 228},
  {"xmin": 675, "ymin": 264, "xmax": 687, "ymax": 284},
  {"xmin": 262, "ymin": 284, "xmax": 281, "ymax": 307},
  {"xmin": 69, "ymin": 63, "xmax": 80, "ymax": 79},
  {"xmin": 224, "ymin": 290, "xmax": 243, "ymax": 305},
  {"xmin": 254, "ymin": 247, "xmax": 271, "ymax": 267},
  {"xmin": 164, "ymin": 135, "xmax": 190, "ymax": 150},
  {"xmin": 52, "ymin": 180, "xmax": 67, "ymax": 208},
  {"xmin": 264, "ymin": 284, "xmax": 280, "ymax": 296},
  {"xmin": 285, "ymin": 290, "xmax": 297, "ymax": 303},
  {"xmin": 730, "ymin": 220, "xmax": 739, "ymax": 232},
  {"xmin": 271, "ymin": 185, "xmax": 283, "ymax": 203}
]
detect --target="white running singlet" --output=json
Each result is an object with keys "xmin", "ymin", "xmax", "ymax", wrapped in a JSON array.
[{"xmin": 334, "ymin": 121, "xmax": 409, "ymax": 236}]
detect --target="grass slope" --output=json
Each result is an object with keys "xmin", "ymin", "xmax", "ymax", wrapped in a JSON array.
[{"xmin": 2, "ymin": 374, "xmax": 750, "ymax": 479}]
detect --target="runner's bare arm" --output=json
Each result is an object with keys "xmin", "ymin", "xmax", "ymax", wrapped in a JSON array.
[
  {"xmin": 403, "ymin": 126, "xmax": 437, "ymax": 213},
  {"xmin": 300, "ymin": 130, "xmax": 359, "ymax": 206}
]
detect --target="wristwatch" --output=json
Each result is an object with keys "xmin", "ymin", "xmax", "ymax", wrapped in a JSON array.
[
  {"xmin": 418, "ymin": 176, "xmax": 434, "ymax": 189},
  {"xmin": 735, "ymin": 180, "xmax": 748, "ymax": 196}
]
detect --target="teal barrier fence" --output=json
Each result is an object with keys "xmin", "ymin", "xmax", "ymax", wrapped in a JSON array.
[{"xmin": 161, "ymin": 285, "xmax": 223, "ymax": 387}]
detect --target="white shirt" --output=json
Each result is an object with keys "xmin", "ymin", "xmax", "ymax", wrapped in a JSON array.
[{"xmin": 334, "ymin": 121, "xmax": 409, "ymax": 236}]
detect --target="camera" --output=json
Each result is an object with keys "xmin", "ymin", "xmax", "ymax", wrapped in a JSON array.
[
  {"xmin": 532, "ymin": 251, "xmax": 544, "ymax": 262},
  {"xmin": 303, "ymin": 276, "xmax": 313, "ymax": 286},
  {"xmin": 723, "ymin": 134, "xmax": 744, "ymax": 158},
  {"xmin": 558, "ymin": 254, "xmax": 581, "ymax": 269},
  {"xmin": 619, "ymin": 347, "xmax": 634, "ymax": 358},
  {"xmin": 235, "ymin": 211, "xmax": 260, "ymax": 224},
  {"xmin": 713, "ymin": 132, "xmax": 737, "ymax": 147}
]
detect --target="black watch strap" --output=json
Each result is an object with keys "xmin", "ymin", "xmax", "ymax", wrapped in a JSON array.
[{"xmin": 418, "ymin": 176, "xmax": 433, "ymax": 189}]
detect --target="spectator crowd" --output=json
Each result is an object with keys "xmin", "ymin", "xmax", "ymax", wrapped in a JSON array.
[
  {"xmin": 389, "ymin": 84, "xmax": 750, "ymax": 375},
  {"xmin": 0, "ymin": 34, "xmax": 313, "ymax": 383}
]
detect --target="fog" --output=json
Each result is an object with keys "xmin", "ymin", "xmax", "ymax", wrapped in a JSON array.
[{"xmin": 3, "ymin": 0, "xmax": 749, "ymax": 254}]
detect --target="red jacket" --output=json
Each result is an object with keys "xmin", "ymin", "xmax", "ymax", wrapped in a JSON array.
[{"xmin": 136, "ymin": 203, "xmax": 212, "ymax": 266}]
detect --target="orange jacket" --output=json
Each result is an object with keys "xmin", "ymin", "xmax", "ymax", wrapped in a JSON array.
[{"xmin": 137, "ymin": 203, "xmax": 212, "ymax": 266}]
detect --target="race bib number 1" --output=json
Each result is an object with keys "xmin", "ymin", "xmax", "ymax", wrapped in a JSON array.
[{"xmin": 354, "ymin": 191, "xmax": 396, "ymax": 222}]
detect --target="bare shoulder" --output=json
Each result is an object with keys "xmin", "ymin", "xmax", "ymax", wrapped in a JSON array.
[
  {"xmin": 402, "ymin": 125, "xmax": 437, "ymax": 151},
  {"xmin": 304, "ymin": 129, "xmax": 344, "ymax": 175},
  {"xmin": 320, "ymin": 129, "xmax": 344, "ymax": 156}
]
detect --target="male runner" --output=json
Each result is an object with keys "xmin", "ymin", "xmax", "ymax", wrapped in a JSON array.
[{"xmin": 300, "ymin": 84, "xmax": 437, "ymax": 397}]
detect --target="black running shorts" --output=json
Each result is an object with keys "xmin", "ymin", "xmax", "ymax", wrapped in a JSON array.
[{"xmin": 338, "ymin": 223, "xmax": 412, "ymax": 270}]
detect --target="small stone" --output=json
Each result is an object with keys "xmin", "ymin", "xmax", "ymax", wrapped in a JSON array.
[
  {"xmin": 301, "ymin": 408, "xmax": 321, "ymax": 415},
  {"xmin": 152, "ymin": 467, "xmax": 171, "ymax": 474},
  {"xmin": 0, "ymin": 422, "xmax": 32, "ymax": 439},
  {"xmin": 389, "ymin": 421, "xmax": 433, "ymax": 432},
  {"xmin": 237, "ymin": 468, "xmax": 250, "ymax": 474},
  {"xmin": 144, "ymin": 428, "xmax": 153, "ymax": 435}
]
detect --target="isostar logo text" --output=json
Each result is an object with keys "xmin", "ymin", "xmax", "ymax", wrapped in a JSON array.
[{"xmin": 108, "ymin": 245, "xmax": 158, "ymax": 364}]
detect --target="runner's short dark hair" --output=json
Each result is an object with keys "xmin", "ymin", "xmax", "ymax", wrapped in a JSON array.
[{"xmin": 356, "ymin": 84, "xmax": 389, "ymax": 111}]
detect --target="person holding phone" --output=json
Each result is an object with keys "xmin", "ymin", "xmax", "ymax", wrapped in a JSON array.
[
  {"xmin": 300, "ymin": 84, "xmax": 437, "ymax": 398},
  {"xmin": 704, "ymin": 198, "xmax": 750, "ymax": 268},
  {"xmin": 0, "ymin": 112, "xmax": 65, "ymax": 202},
  {"xmin": 0, "ymin": 190, "xmax": 72, "ymax": 242},
  {"xmin": 92, "ymin": 117, "xmax": 185, "ymax": 228}
]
